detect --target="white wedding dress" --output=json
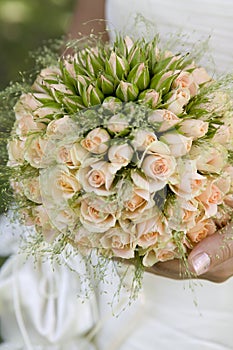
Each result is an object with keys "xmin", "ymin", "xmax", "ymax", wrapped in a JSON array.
[{"xmin": 95, "ymin": 1, "xmax": 233, "ymax": 349}]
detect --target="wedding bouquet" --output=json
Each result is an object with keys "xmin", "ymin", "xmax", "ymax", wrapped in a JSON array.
[{"xmin": 4, "ymin": 34, "xmax": 233, "ymax": 278}]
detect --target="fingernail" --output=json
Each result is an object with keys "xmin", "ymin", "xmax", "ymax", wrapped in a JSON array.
[{"xmin": 191, "ymin": 252, "xmax": 211, "ymax": 275}]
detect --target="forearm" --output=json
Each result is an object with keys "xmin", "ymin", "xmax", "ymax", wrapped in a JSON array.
[{"xmin": 69, "ymin": 0, "xmax": 108, "ymax": 41}]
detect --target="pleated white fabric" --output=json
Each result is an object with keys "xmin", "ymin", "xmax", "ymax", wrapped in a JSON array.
[{"xmin": 106, "ymin": 0, "xmax": 233, "ymax": 73}]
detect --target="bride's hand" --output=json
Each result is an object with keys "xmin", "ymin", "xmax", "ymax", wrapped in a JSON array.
[{"xmin": 147, "ymin": 222, "xmax": 233, "ymax": 283}]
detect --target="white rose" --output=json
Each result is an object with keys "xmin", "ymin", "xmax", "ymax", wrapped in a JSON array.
[
  {"xmin": 108, "ymin": 143, "xmax": 134, "ymax": 168},
  {"xmin": 179, "ymin": 119, "xmax": 209, "ymax": 139},
  {"xmin": 123, "ymin": 187, "xmax": 154, "ymax": 220},
  {"xmin": 148, "ymin": 109, "xmax": 180, "ymax": 132},
  {"xmin": 81, "ymin": 128, "xmax": 110, "ymax": 154},
  {"xmin": 32, "ymin": 205, "xmax": 59, "ymax": 242},
  {"xmin": 15, "ymin": 114, "xmax": 46, "ymax": 139},
  {"xmin": 80, "ymin": 197, "xmax": 116, "ymax": 233},
  {"xmin": 160, "ymin": 132, "xmax": 192, "ymax": 157}
]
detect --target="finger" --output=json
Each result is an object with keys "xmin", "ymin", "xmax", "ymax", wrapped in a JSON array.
[
  {"xmin": 146, "ymin": 258, "xmax": 194, "ymax": 280},
  {"xmin": 198, "ymin": 256, "xmax": 233, "ymax": 283},
  {"xmin": 188, "ymin": 222, "xmax": 233, "ymax": 276}
]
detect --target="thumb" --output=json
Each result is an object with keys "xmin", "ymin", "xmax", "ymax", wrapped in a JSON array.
[{"xmin": 188, "ymin": 222, "xmax": 233, "ymax": 276}]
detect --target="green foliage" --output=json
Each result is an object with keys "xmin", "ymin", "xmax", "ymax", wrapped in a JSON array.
[{"xmin": 0, "ymin": 0, "xmax": 76, "ymax": 90}]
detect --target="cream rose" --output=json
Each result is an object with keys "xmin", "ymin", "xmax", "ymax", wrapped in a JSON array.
[
  {"xmin": 32, "ymin": 205, "xmax": 59, "ymax": 242},
  {"xmin": 46, "ymin": 116, "xmax": 78, "ymax": 138},
  {"xmin": 7, "ymin": 138, "xmax": 25, "ymax": 167},
  {"xmin": 23, "ymin": 177, "xmax": 42, "ymax": 203},
  {"xmin": 108, "ymin": 143, "xmax": 134, "ymax": 168},
  {"xmin": 160, "ymin": 132, "xmax": 192, "ymax": 157},
  {"xmin": 32, "ymin": 67, "xmax": 61, "ymax": 92},
  {"xmin": 24, "ymin": 136, "xmax": 48, "ymax": 168},
  {"xmin": 189, "ymin": 143, "xmax": 228, "ymax": 174},
  {"xmin": 132, "ymin": 130, "xmax": 158, "ymax": 151},
  {"xmin": 148, "ymin": 109, "xmax": 180, "ymax": 132},
  {"xmin": 78, "ymin": 160, "xmax": 118, "ymax": 196},
  {"xmin": 80, "ymin": 197, "xmax": 116, "ymax": 233},
  {"xmin": 40, "ymin": 165, "xmax": 81, "ymax": 203},
  {"xmin": 107, "ymin": 114, "xmax": 129, "ymax": 133},
  {"xmin": 14, "ymin": 93, "xmax": 42, "ymax": 119},
  {"xmin": 15, "ymin": 115, "xmax": 45, "ymax": 139},
  {"xmin": 179, "ymin": 119, "xmax": 209, "ymax": 139},
  {"xmin": 166, "ymin": 88, "xmax": 190, "ymax": 115},
  {"xmin": 81, "ymin": 128, "xmax": 110, "ymax": 154},
  {"xmin": 100, "ymin": 227, "xmax": 136, "ymax": 259}
]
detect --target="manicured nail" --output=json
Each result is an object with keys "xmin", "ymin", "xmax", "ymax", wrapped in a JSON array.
[{"xmin": 191, "ymin": 252, "xmax": 211, "ymax": 275}]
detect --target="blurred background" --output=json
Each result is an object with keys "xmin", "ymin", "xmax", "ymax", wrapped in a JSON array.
[
  {"xmin": 0, "ymin": 0, "xmax": 76, "ymax": 341},
  {"xmin": 0, "ymin": 0, "xmax": 76, "ymax": 90}
]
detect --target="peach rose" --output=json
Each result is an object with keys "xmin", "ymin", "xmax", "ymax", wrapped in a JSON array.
[
  {"xmin": 132, "ymin": 130, "xmax": 158, "ymax": 151},
  {"xmin": 170, "ymin": 159, "xmax": 207, "ymax": 200},
  {"xmin": 160, "ymin": 132, "xmax": 192, "ymax": 157},
  {"xmin": 142, "ymin": 240, "xmax": 177, "ymax": 267},
  {"xmin": 191, "ymin": 67, "xmax": 211, "ymax": 86},
  {"xmin": 24, "ymin": 136, "xmax": 48, "ymax": 168},
  {"xmin": 123, "ymin": 186, "xmax": 154, "ymax": 221},
  {"xmin": 172, "ymin": 70, "xmax": 198, "ymax": 96},
  {"xmin": 148, "ymin": 109, "xmax": 180, "ymax": 132},
  {"xmin": 165, "ymin": 197, "xmax": 199, "ymax": 231},
  {"xmin": 179, "ymin": 119, "xmax": 209, "ymax": 139},
  {"xmin": 78, "ymin": 160, "xmax": 118, "ymax": 196},
  {"xmin": 81, "ymin": 128, "xmax": 110, "ymax": 154},
  {"xmin": 108, "ymin": 143, "xmax": 134, "ymax": 168},
  {"xmin": 187, "ymin": 218, "xmax": 216, "ymax": 244},
  {"xmin": 107, "ymin": 114, "xmax": 129, "ymax": 133},
  {"xmin": 7, "ymin": 138, "xmax": 25, "ymax": 167},
  {"xmin": 100, "ymin": 227, "xmax": 136, "ymax": 259},
  {"xmin": 142, "ymin": 151, "xmax": 176, "ymax": 191},
  {"xmin": 196, "ymin": 179, "xmax": 223, "ymax": 217},
  {"xmin": 136, "ymin": 213, "xmax": 167, "ymax": 249},
  {"xmin": 80, "ymin": 197, "xmax": 116, "ymax": 233},
  {"xmin": 166, "ymin": 88, "xmax": 190, "ymax": 115}
]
